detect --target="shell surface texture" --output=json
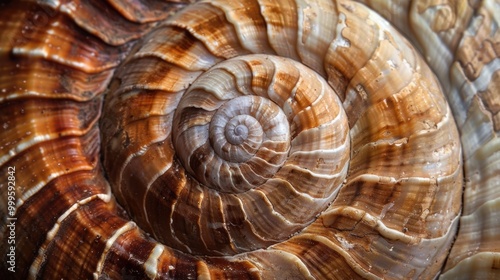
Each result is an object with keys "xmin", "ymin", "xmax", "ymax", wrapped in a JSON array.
[{"xmin": 0, "ymin": 0, "xmax": 499, "ymax": 279}]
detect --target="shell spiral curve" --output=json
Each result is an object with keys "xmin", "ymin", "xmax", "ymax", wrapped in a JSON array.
[{"xmin": 0, "ymin": 1, "xmax": 498, "ymax": 280}]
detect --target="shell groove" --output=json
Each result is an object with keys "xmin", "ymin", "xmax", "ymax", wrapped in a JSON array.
[{"xmin": 0, "ymin": 0, "xmax": 498, "ymax": 280}]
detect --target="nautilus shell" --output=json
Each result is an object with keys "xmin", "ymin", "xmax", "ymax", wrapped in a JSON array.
[{"xmin": 0, "ymin": 0, "xmax": 498, "ymax": 279}]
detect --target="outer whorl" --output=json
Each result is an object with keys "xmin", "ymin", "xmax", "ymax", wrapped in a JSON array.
[{"xmin": 0, "ymin": 0, "xmax": 498, "ymax": 279}]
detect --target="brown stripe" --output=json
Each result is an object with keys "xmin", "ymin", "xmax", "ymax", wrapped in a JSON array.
[
  {"xmin": 144, "ymin": 160, "xmax": 187, "ymax": 250},
  {"xmin": 36, "ymin": 197, "xmax": 125, "ymax": 279},
  {"xmin": 101, "ymin": 227, "xmax": 157, "ymax": 279},
  {"xmin": 0, "ymin": 2, "xmax": 130, "ymax": 72},
  {"xmin": 0, "ymin": 57, "xmax": 113, "ymax": 102},
  {"xmin": 106, "ymin": 0, "xmax": 190, "ymax": 23},
  {"xmin": 1, "ymin": 170, "xmax": 107, "ymax": 279},
  {"xmin": 167, "ymin": 2, "xmax": 251, "ymax": 58},
  {"xmin": 56, "ymin": 0, "xmax": 155, "ymax": 45}
]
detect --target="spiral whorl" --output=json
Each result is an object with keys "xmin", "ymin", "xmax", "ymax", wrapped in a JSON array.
[
  {"xmin": 102, "ymin": 54, "xmax": 350, "ymax": 255},
  {"xmin": 1, "ymin": 0, "xmax": 485, "ymax": 278},
  {"xmin": 174, "ymin": 87, "xmax": 291, "ymax": 193},
  {"xmin": 96, "ymin": 0, "xmax": 463, "ymax": 274}
]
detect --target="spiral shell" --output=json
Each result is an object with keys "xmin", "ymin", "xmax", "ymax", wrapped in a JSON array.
[
  {"xmin": 0, "ymin": 0, "xmax": 498, "ymax": 279},
  {"xmin": 101, "ymin": 53, "xmax": 351, "ymax": 256}
]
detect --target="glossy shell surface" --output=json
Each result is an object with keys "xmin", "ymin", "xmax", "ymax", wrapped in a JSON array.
[{"xmin": 0, "ymin": 0, "xmax": 499, "ymax": 279}]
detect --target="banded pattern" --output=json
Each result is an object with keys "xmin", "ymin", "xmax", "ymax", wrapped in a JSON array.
[
  {"xmin": 101, "ymin": 54, "xmax": 351, "ymax": 256},
  {"xmin": 356, "ymin": 1, "xmax": 500, "ymax": 277},
  {"xmin": 0, "ymin": 0, "xmax": 498, "ymax": 280}
]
